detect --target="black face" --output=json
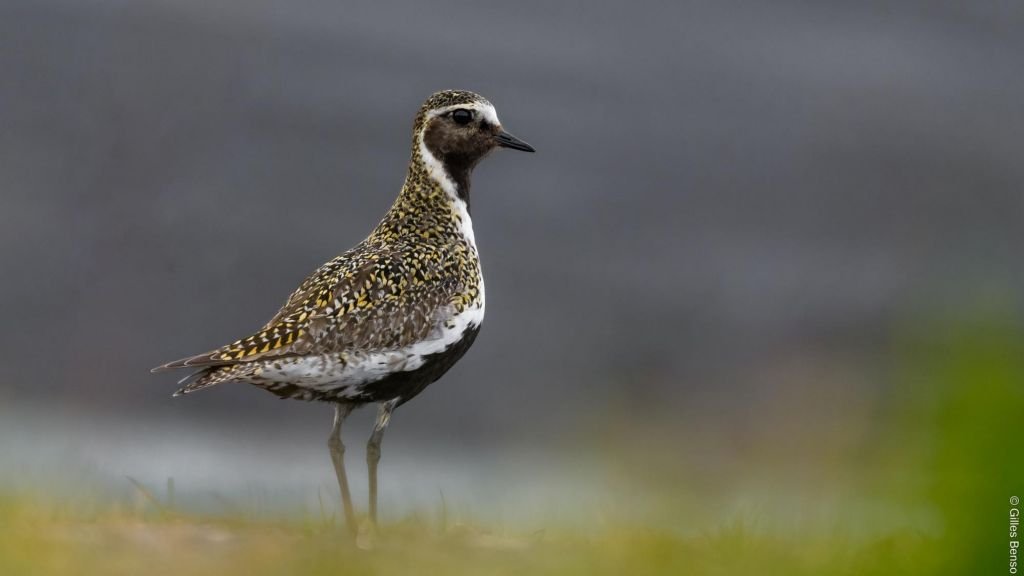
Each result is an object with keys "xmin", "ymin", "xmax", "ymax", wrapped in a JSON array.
[
  {"xmin": 421, "ymin": 106, "xmax": 534, "ymax": 201},
  {"xmin": 424, "ymin": 107, "xmax": 534, "ymax": 169},
  {"xmin": 423, "ymin": 108, "xmax": 500, "ymax": 172}
]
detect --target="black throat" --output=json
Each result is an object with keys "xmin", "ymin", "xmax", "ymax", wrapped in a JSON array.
[
  {"xmin": 441, "ymin": 157, "xmax": 473, "ymax": 209},
  {"xmin": 422, "ymin": 121, "xmax": 494, "ymax": 212}
]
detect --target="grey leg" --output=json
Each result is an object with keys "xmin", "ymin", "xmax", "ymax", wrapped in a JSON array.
[
  {"xmin": 327, "ymin": 403, "xmax": 357, "ymax": 536},
  {"xmin": 366, "ymin": 399, "xmax": 398, "ymax": 525}
]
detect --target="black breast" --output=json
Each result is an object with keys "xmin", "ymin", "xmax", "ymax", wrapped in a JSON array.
[
  {"xmin": 361, "ymin": 325, "xmax": 481, "ymax": 406},
  {"xmin": 259, "ymin": 326, "xmax": 481, "ymax": 405}
]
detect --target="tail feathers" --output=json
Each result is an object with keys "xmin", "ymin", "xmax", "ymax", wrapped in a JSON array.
[
  {"xmin": 152, "ymin": 351, "xmax": 228, "ymax": 373},
  {"xmin": 173, "ymin": 366, "xmax": 241, "ymax": 397}
]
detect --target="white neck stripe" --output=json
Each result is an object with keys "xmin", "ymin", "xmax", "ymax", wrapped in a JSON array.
[
  {"xmin": 415, "ymin": 126, "xmax": 479, "ymax": 253},
  {"xmin": 417, "ymin": 132, "xmax": 459, "ymax": 200}
]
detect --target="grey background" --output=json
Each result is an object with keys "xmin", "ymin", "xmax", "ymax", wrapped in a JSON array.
[{"xmin": 0, "ymin": 0, "xmax": 1021, "ymax": 496}]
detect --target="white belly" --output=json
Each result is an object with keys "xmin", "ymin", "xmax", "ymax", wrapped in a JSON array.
[{"xmin": 254, "ymin": 297, "xmax": 484, "ymax": 397}]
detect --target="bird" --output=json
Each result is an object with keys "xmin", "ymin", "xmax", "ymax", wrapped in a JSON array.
[{"xmin": 152, "ymin": 89, "xmax": 534, "ymax": 535}]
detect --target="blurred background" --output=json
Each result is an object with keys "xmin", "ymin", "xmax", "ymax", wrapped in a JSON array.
[{"xmin": 0, "ymin": 0, "xmax": 1021, "ymax": 572}]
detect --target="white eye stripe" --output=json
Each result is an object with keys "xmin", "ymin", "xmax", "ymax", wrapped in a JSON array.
[
  {"xmin": 479, "ymin": 104, "xmax": 501, "ymax": 126},
  {"xmin": 429, "ymin": 102, "xmax": 501, "ymax": 127}
]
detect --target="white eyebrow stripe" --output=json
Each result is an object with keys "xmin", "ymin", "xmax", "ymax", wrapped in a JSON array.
[
  {"xmin": 477, "ymin": 103, "xmax": 500, "ymax": 126},
  {"xmin": 428, "ymin": 102, "xmax": 502, "ymax": 126}
]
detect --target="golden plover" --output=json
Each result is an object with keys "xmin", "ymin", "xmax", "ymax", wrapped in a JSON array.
[{"xmin": 153, "ymin": 90, "xmax": 534, "ymax": 533}]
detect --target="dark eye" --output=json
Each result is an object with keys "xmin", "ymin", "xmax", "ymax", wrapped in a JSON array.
[{"xmin": 451, "ymin": 109, "xmax": 473, "ymax": 125}]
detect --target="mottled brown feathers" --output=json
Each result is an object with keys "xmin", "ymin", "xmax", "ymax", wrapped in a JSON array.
[
  {"xmin": 412, "ymin": 90, "xmax": 489, "ymax": 135},
  {"xmin": 154, "ymin": 91, "xmax": 491, "ymax": 393}
]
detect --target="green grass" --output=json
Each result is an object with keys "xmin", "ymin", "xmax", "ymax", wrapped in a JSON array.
[{"xmin": 0, "ymin": 490, "xmax": 947, "ymax": 576}]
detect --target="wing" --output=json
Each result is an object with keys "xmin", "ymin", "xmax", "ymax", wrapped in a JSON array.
[{"xmin": 153, "ymin": 241, "xmax": 464, "ymax": 372}]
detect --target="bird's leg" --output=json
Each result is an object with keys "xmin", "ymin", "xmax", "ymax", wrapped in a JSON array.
[
  {"xmin": 327, "ymin": 403, "xmax": 357, "ymax": 536},
  {"xmin": 366, "ymin": 399, "xmax": 398, "ymax": 526}
]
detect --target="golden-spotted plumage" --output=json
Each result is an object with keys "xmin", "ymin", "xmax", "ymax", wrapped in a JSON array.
[
  {"xmin": 154, "ymin": 90, "xmax": 532, "ymax": 405},
  {"xmin": 153, "ymin": 89, "xmax": 534, "ymax": 533}
]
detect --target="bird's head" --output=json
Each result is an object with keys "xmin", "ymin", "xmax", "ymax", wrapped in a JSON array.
[{"xmin": 413, "ymin": 90, "xmax": 534, "ymax": 195}]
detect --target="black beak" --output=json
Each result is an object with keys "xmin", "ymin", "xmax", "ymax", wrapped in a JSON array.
[{"xmin": 495, "ymin": 130, "xmax": 536, "ymax": 153}]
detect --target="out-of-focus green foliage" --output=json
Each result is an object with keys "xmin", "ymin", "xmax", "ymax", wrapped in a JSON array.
[{"xmin": 880, "ymin": 303, "xmax": 1024, "ymax": 575}]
